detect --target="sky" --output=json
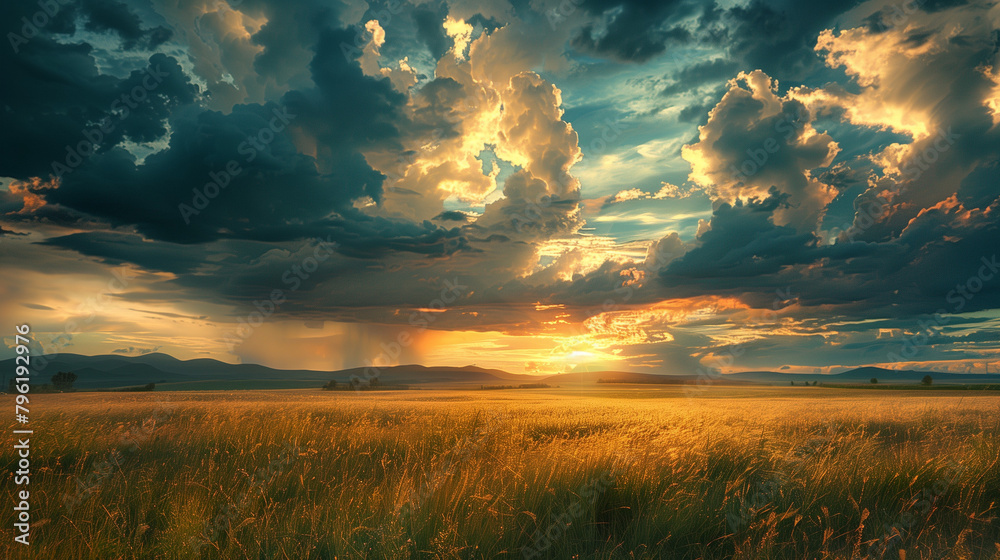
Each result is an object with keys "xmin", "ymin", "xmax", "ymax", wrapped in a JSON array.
[{"xmin": 1, "ymin": 0, "xmax": 999, "ymax": 376}]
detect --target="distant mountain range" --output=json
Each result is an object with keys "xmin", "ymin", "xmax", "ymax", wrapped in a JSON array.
[
  {"xmin": 551, "ymin": 366, "xmax": 1000, "ymax": 386},
  {"xmin": 723, "ymin": 366, "xmax": 1000, "ymax": 385},
  {"xmin": 2, "ymin": 352, "xmax": 332, "ymax": 390},
  {"xmin": 0, "ymin": 353, "xmax": 537, "ymax": 390},
  {"xmin": 2, "ymin": 353, "xmax": 998, "ymax": 390}
]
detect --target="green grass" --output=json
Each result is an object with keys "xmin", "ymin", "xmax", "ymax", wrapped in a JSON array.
[{"xmin": 2, "ymin": 387, "xmax": 999, "ymax": 559}]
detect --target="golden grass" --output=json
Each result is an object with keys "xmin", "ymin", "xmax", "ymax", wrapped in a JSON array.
[{"xmin": 2, "ymin": 386, "xmax": 999, "ymax": 559}]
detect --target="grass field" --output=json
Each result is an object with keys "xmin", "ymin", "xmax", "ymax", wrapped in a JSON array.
[{"xmin": 2, "ymin": 386, "xmax": 999, "ymax": 559}]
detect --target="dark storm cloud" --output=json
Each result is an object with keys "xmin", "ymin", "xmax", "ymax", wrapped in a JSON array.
[
  {"xmin": 662, "ymin": 192, "xmax": 842, "ymax": 280},
  {"xmin": 414, "ymin": 5, "xmax": 450, "ymax": 60},
  {"xmin": 676, "ymin": 86, "xmax": 726, "ymax": 124},
  {"xmin": 1, "ymin": 0, "xmax": 476, "ymax": 260},
  {"xmin": 660, "ymin": 191, "xmax": 1000, "ymax": 320},
  {"xmin": 1, "ymin": 0, "xmax": 997, "ymax": 376},
  {"xmin": 0, "ymin": 37, "xmax": 197, "ymax": 180},
  {"xmin": 244, "ymin": 0, "xmax": 345, "ymax": 89},
  {"xmin": 0, "ymin": 226, "xmax": 28, "ymax": 238},
  {"xmin": 957, "ymin": 160, "xmax": 1000, "ymax": 210},
  {"xmin": 434, "ymin": 211, "xmax": 471, "ymax": 222},
  {"xmin": 715, "ymin": 0, "xmax": 861, "ymax": 83},
  {"xmin": 40, "ymin": 232, "xmax": 213, "ymax": 273},
  {"xmin": 660, "ymin": 58, "xmax": 737, "ymax": 96},
  {"xmin": 46, "ymin": 101, "xmax": 368, "ymax": 244},
  {"xmin": 283, "ymin": 26, "xmax": 407, "ymax": 150},
  {"xmin": 564, "ymin": 0, "xmax": 861, "ymax": 81},
  {"xmin": 309, "ymin": 215, "xmax": 470, "ymax": 259},
  {"xmin": 3, "ymin": 0, "xmax": 171, "ymax": 52},
  {"xmin": 466, "ymin": 14, "xmax": 505, "ymax": 33},
  {"xmin": 570, "ymin": 0, "xmax": 693, "ymax": 62},
  {"xmin": 78, "ymin": 0, "xmax": 173, "ymax": 49}
]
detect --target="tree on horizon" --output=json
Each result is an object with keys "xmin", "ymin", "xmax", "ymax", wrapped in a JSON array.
[{"xmin": 52, "ymin": 370, "xmax": 77, "ymax": 391}]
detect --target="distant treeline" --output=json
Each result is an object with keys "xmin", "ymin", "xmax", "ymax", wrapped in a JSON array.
[
  {"xmin": 823, "ymin": 383, "xmax": 1000, "ymax": 390},
  {"xmin": 5, "ymin": 382, "xmax": 157, "ymax": 393},
  {"xmin": 479, "ymin": 383, "xmax": 552, "ymax": 390},
  {"xmin": 7, "ymin": 383, "xmax": 63, "ymax": 393},
  {"xmin": 8, "ymin": 370, "xmax": 79, "ymax": 393},
  {"xmin": 101, "ymin": 383, "xmax": 157, "ymax": 392}
]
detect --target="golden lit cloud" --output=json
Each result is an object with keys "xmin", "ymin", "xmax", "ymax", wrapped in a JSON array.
[
  {"xmin": 7, "ymin": 176, "xmax": 58, "ymax": 214},
  {"xmin": 443, "ymin": 17, "xmax": 474, "ymax": 60},
  {"xmin": 682, "ymin": 70, "xmax": 839, "ymax": 232}
]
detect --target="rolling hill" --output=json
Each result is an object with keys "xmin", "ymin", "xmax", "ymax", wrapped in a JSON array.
[
  {"xmin": 540, "ymin": 370, "xmax": 697, "ymax": 384},
  {"xmin": 0, "ymin": 353, "xmax": 535, "ymax": 390},
  {"xmin": 724, "ymin": 366, "xmax": 1000, "ymax": 385},
  {"xmin": 3, "ymin": 353, "xmax": 998, "ymax": 390}
]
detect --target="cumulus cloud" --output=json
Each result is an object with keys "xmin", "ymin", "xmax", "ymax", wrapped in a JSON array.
[
  {"xmin": 2, "ymin": 0, "xmax": 999, "ymax": 374},
  {"xmin": 682, "ymin": 70, "xmax": 840, "ymax": 232},
  {"xmin": 796, "ymin": 1, "xmax": 1000, "ymax": 240},
  {"xmin": 660, "ymin": 0, "xmax": 1000, "ymax": 335}
]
